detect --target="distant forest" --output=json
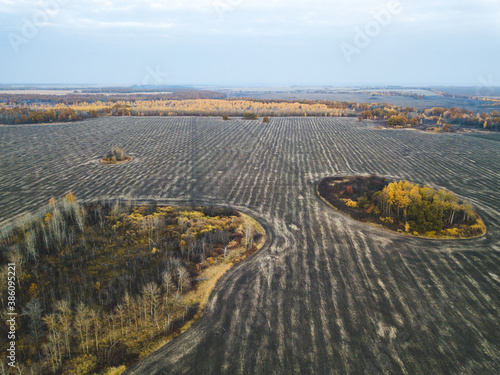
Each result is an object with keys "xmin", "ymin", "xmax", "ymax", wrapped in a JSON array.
[{"xmin": 0, "ymin": 89, "xmax": 499, "ymax": 131}]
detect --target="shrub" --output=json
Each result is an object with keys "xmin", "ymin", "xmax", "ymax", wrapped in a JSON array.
[
  {"xmin": 103, "ymin": 366, "xmax": 127, "ymax": 375},
  {"xmin": 111, "ymin": 146, "xmax": 127, "ymax": 161},
  {"xmin": 103, "ymin": 146, "xmax": 129, "ymax": 163},
  {"xmin": 242, "ymin": 112, "xmax": 257, "ymax": 120},
  {"xmin": 62, "ymin": 354, "xmax": 97, "ymax": 375},
  {"xmin": 387, "ymin": 115, "xmax": 408, "ymax": 126},
  {"xmin": 357, "ymin": 195, "xmax": 370, "ymax": 209},
  {"xmin": 343, "ymin": 199, "xmax": 358, "ymax": 208},
  {"xmin": 440, "ymin": 124, "xmax": 451, "ymax": 132},
  {"xmin": 222, "ymin": 114, "xmax": 231, "ymax": 121},
  {"xmin": 361, "ymin": 110, "xmax": 373, "ymax": 119},
  {"xmin": 366, "ymin": 205, "xmax": 381, "ymax": 216},
  {"xmin": 262, "ymin": 116, "xmax": 270, "ymax": 123}
]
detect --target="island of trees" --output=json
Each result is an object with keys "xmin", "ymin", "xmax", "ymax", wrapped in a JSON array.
[
  {"xmin": 101, "ymin": 146, "xmax": 132, "ymax": 165},
  {"xmin": 0, "ymin": 193, "xmax": 265, "ymax": 374},
  {"xmin": 317, "ymin": 176, "xmax": 486, "ymax": 238}
]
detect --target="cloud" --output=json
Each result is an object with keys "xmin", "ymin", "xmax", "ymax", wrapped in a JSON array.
[{"xmin": 1, "ymin": 0, "xmax": 498, "ymax": 38}]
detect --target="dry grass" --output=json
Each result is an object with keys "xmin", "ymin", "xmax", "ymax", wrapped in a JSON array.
[
  {"xmin": 100, "ymin": 156, "xmax": 133, "ymax": 165},
  {"xmin": 102, "ymin": 366, "xmax": 127, "ymax": 375}
]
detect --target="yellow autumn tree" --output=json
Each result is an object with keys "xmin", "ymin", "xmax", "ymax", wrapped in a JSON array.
[{"xmin": 65, "ymin": 191, "xmax": 77, "ymax": 203}]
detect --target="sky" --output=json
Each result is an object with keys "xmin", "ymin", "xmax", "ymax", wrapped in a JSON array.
[{"xmin": 0, "ymin": 0, "xmax": 499, "ymax": 86}]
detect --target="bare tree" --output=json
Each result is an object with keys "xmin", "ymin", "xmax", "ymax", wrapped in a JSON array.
[
  {"xmin": 89, "ymin": 308, "xmax": 101, "ymax": 351},
  {"xmin": 75, "ymin": 207, "xmax": 86, "ymax": 232},
  {"xmin": 177, "ymin": 267, "xmax": 189, "ymax": 294},
  {"xmin": 115, "ymin": 304, "xmax": 125, "ymax": 337},
  {"xmin": 55, "ymin": 300, "xmax": 72, "ymax": 358},
  {"xmin": 244, "ymin": 223, "xmax": 255, "ymax": 251},
  {"xmin": 8, "ymin": 246, "xmax": 24, "ymax": 291},
  {"xmin": 105, "ymin": 314, "xmax": 116, "ymax": 345},
  {"xmin": 43, "ymin": 314, "xmax": 62, "ymax": 369},
  {"xmin": 23, "ymin": 300, "xmax": 42, "ymax": 345},
  {"xmin": 122, "ymin": 292, "xmax": 131, "ymax": 334},
  {"xmin": 42, "ymin": 341, "xmax": 58, "ymax": 374},
  {"xmin": 25, "ymin": 230, "xmax": 37, "ymax": 262},
  {"xmin": 75, "ymin": 302, "xmax": 91, "ymax": 354},
  {"xmin": 142, "ymin": 283, "xmax": 160, "ymax": 329},
  {"xmin": 0, "ymin": 225, "xmax": 12, "ymax": 246},
  {"xmin": 162, "ymin": 271, "xmax": 174, "ymax": 307}
]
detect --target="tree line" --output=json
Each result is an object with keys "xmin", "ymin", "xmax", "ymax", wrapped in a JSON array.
[
  {"xmin": 361, "ymin": 105, "xmax": 500, "ymax": 131},
  {"xmin": 1, "ymin": 94, "xmax": 498, "ymax": 131}
]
